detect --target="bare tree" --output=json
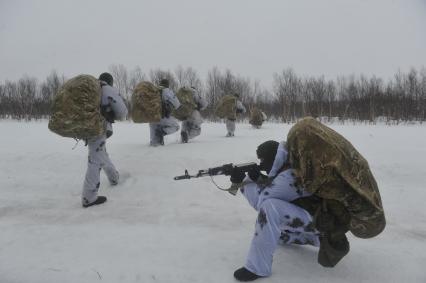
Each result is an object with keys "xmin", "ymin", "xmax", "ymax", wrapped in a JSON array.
[
  {"xmin": 205, "ymin": 67, "xmax": 223, "ymax": 118},
  {"xmin": 325, "ymin": 80, "xmax": 336, "ymax": 121},
  {"xmin": 149, "ymin": 68, "xmax": 177, "ymax": 91},
  {"xmin": 273, "ymin": 68, "xmax": 301, "ymax": 122},
  {"xmin": 16, "ymin": 76, "xmax": 37, "ymax": 120},
  {"xmin": 128, "ymin": 66, "xmax": 147, "ymax": 92},
  {"xmin": 0, "ymin": 84, "xmax": 5, "ymax": 118},
  {"xmin": 1, "ymin": 65, "xmax": 426, "ymax": 123},
  {"xmin": 174, "ymin": 65, "xmax": 203, "ymax": 90},
  {"xmin": 420, "ymin": 67, "xmax": 426, "ymax": 121},
  {"xmin": 39, "ymin": 71, "xmax": 64, "ymax": 116},
  {"xmin": 109, "ymin": 64, "xmax": 130, "ymax": 100}
]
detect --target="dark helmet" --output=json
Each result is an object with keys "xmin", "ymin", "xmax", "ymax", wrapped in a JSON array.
[
  {"xmin": 159, "ymin": 78, "xmax": 169, "ymax": 88},
  {"xmin": 233, "ymin": 92, "xmax": 240, "ymax": 98},
  {"xmin": 99, "ymin": 72, "xmax": 113, "ymax": 86},
  {"xmin": 190, "ymin": 86, "xmax": 198, "ymax": 94},
  {"xmin": 256, "ymin": 140, "xmax": 279, "ymax": 173}
]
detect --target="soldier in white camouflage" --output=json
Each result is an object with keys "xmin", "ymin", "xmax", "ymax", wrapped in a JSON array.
[
  {"xmin": 82, "ymin": 72, "xmax": 128, "ymax": 208},
  {"xmin": 230, "ymin": 141, "xmax": 319, "ymax": 281},
  {"xmin": 226, "ymin": 93, "xmax": 246, "ymax": 137},
  {"xmin": 149, "ymin": 79, "xmax": 181, "ymax": 146},
  {"xmin": 180, "ymin": 86, "xmax": 208, "ymax": 143}
]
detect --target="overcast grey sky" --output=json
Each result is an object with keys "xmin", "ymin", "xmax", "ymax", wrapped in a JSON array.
[{"xmin": 1, "ymin": 0, "xmax": 425, "ymax": 86}]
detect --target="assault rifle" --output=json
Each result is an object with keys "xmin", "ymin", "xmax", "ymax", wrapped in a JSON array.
[{"xmin": 173, "ymin": 162, "xmax": 258, "ymax": 195}]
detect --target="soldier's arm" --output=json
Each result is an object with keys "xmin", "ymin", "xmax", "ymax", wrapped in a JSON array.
[
  {"xmin": 163, "ymin": 89, "xmax": 181, "ymax": 110},
  {"xmin": 194, "ymin": 93, "xmax": 208, "ymax": 111},
  {"xmin": 240, "ymin": 176, "xmax": 262, "ymax": 210},
  {"xmin": 236, "ymin": 100, "xmax": 246, "ymax": 113},
  {"xmin": 268, "ymin": 142, "xmax": 288, "ymax": 177},
  {"xmin": 108, "ymin": 87, "xmax": 128, "ymax": 120}
]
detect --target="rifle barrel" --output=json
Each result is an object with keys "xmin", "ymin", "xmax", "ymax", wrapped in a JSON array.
[{"xmin": 174, "ymin": 175, "xmax": 189, "ymax": 180}]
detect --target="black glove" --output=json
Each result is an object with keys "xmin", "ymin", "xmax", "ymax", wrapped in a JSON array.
[
  {"xmin": 248, "ymin": 165, "xmax": 261, "ymax": 181},
  {"xmin": 162, "ymin": 102, "xmax": 172, "ymax": 118},
  {"xmin": 101, "ymin": 105, "xmax": 115, "ymax": 123},
  {"xmin": 230, "ymin": 167, "xmax": 246, "ymax": 184},
  {"xmin": 106, "ymin": 130, "xmax": 113, "ymax": 138},
  {"xmin": 196, "ymin": 103, "xmax": 202, "ymax": 111},
  {"xmin": 236, "ymin": 108, "xmax": 243, "ymax": 114}
]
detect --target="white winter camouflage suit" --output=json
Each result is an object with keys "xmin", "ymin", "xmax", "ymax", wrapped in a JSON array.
[
  {"xmin": 149, "ymin": 87, "xmax": 181, "ymax": 146},
  {"xmin": 240, "ymin": 142, "xmax": 320, "ymax": 277},
  {"xmin": 226, "ymin": 99, "xmax": 246, "ymax": 136},
  {"xmin": 181, "ymin": 88, "xmax": 208, "ymax": 140},
  {"xmin": 82, "ymin": 82, "xmax": 128, "ymax": 206}
]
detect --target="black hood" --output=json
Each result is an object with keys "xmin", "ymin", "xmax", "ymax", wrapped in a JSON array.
[{"xmin": 256, "ymin": 140, "xmax": 279, "ymax": 174}]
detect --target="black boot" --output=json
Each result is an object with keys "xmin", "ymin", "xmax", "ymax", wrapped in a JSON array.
[
  {"xmin": 233, "ymin": 267, "xmax": 263, "ymax": 282},
  {"xmin": 181, "ymin": 131, "xmax": 189, "ymax": 143},
  {"xmin": 83, "ymin": 196, "xmax": 107, "ymax": 208},
  {"xmin": 155, "ymin": 128, "xmax": 165, "ymax": 145}
]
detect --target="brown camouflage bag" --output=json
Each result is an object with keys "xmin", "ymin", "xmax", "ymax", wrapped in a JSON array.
[
  {"xmin": 287, "ymin": 117, "xmax": 386, "ymax": 239},
  {"xmin": 215, "ymin": 95, "xmax": 237, "ymax": 120},
  {"xmin": 172, "ymin": 87, "xmax": 197, "ymax": 121},
  {"xmin": 249, "ymin": 107, "xmax": 264, "ymax": 127},
  {"xmin": 48, "ymin": 74, "xmax": 104, "ymax": 139},
  {"xmin": 131, "ymin": 81, "xmax": 162, "ymax": 123}
]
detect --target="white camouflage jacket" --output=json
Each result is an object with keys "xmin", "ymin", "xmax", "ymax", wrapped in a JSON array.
[{"xmin": 100, "ymin": 82, "xmax": 128, "ymax": 135}]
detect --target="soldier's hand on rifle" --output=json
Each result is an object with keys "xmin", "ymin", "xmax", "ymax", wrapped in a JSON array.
[
  {"xmin": 230, "ymin": 167, "xmax": 246, "ymax": 184},
  {"xmin": 248, "ymin": 165, "xmax": 261, "ymax": 181}
]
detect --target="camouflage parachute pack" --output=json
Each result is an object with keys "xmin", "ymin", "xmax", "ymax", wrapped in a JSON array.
[
  {"xmin": 131, "ymin": 81, "xmax": 162, "ymax": 123},
  {"xmin": 249, "ymin": 107, "xmax": 264, "ymax": 127},
  {"xmin": 172, "ymin": 87, "xmax": 197, "ymax": 121},
  {"xmin": 287, "ymin": 117, "xmax": 386, "ymax": 239},
  {"xmin": 215, "ymin": 95, "xmax": 237, "ymax": 120},
  {"xmin": 48, "ymin": 74, "xmax": 105, "ymax": 139}
]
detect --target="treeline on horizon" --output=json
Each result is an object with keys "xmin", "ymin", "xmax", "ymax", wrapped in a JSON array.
[{"xmin": 0, "ymin": 64, "xmax": 425, "ymax": 123}]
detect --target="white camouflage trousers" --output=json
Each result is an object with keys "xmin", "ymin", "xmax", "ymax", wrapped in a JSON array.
[
  {"xmin": 149, "ymin": 117, "xmax": 180, "ymax": 145},
  {"xmin": 82, "ymin": 135, "xmax": 119, "ymax": 205},
  {"xmin": 181, "ymin": 110, "xmax": 203, "ymax": 140},
  {"xmin": 226, "ymin": 118, "xmax": 236, "ymax": 136},
  {"xmin": 242, "ymin": 182, "xmax": 320, "ymax": 277}
]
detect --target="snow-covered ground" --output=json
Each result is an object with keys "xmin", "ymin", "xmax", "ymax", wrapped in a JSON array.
[{"xmin": 0, "ymin": 120, "xmax": 425, "ymax": 283}]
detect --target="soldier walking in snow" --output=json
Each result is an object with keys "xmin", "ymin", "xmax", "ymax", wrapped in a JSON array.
[
  {"xmin": 225, "ymin": 93, "xmax": 246, "ymax": 137},
  {"xmin": 215, "ymin": 92, "xmax": 246, "ymax": 137},
  {"xmin": 249, "ymin": 107, "xmax": 267, "ymax": 129},
  {"xmin": 149, "ymin": 79, "xmax": 181, "ymax": 146},
  {"xmin": 82, "ymin": 72, "xmax": 128, "ymax": 207},
  {"xmin": 180, "ymin": 86, "xmax": 208, "ymax": 143}
]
